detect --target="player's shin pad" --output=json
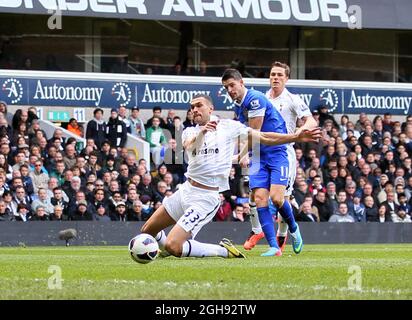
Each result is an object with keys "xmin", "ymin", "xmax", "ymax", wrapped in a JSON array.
[
  {"xmin": 277, "ymin": 215, "xmax": 289, "ymax": 237},
  {"xmin": 248, "ymin": 203, "xmax": 262, "ymax": 234}
]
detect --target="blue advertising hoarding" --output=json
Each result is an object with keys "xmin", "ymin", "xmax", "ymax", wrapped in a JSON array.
[{"xmin": 1, "ymin": 74, "xmax": 412, "ymax": 115}]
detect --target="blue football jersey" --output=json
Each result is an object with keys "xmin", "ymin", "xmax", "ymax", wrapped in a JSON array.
[{"xmin": 234, "ymin": 88, "xmax": 287, "ymax": 155}]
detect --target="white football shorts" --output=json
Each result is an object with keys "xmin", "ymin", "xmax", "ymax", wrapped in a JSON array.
[{"xmin": 162, "ymin": 181, "xmax": 220, "ymax": 238}]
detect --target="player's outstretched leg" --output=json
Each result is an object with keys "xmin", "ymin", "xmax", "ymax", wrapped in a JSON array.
[
  {"xmin": 278, "ymin": 200, "xmax": 303, "ymax": 254},
  {"xmin": 155, "ymin": 230, "xmax": 171, "ymax": 258},
  {"xmin": 181, "ymin": 239, "xmax": 234, "ymax": 258},
  {"xmin": 243, "ymin": 201, "xmax": 265, "ymax": 250},
  {"xmin": 219, "ymin": 238, "xmax": 246, "ymax": 258},
  {"xmin": 269, "ymin": 198, "xmax": 288, "ymax": 252},
  {"xmin": 257, "ymin": 206, "xmax": 282, "ymax": 257},
  {"xmin": 276, "ymin": 215, "xmax": 289, "ymax": 252},
  {"xmin": 289, "ymin": 223, "xmax": 303, "ymax": 254}
]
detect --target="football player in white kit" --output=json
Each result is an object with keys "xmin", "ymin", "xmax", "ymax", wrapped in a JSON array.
[
  {"xmin": 140, "ymin": 94, "xmax": 321, "ymax": 259},
  {"xmin": 244, "ymin": 61, "xmax": 318, "ymax": 252}
]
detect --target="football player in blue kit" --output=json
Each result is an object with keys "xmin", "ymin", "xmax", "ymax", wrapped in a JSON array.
[{"xmin": 221, "ymin": 69, "xmax": 303, "ymax": 256}]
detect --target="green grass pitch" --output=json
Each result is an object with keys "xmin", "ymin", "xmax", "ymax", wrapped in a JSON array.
[{"xmin": 1, "ymin": 244, "xmax": 411, "ymax": 300}]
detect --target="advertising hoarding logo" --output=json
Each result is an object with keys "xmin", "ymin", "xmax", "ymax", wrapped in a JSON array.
[
  {"xmin": 2, "ymin": 78, "xmax": 23, "ymax": 104},
  {"xmin": 218, "ymin": 86, "xmax": 236, "ymax": 110},
  {"xmin": 112, "ymin": 82, "xmax": 132, "ymax": 107},
  {"xmin": 319, "ymin": 88, "xmax": 339, "ymax": 112}
]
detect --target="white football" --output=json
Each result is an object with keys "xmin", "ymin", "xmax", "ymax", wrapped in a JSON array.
[{"xmin": 128, "ymin": 233, "xmax": 159, "ymax": 264}]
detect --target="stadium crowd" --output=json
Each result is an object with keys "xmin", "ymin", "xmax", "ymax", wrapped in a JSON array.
[{"xmin": 0, "ymin": 99, "xmax": 411, "ymax": 224}]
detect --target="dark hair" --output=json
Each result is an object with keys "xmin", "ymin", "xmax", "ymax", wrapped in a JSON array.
[
  {"xmin": 93, "ymin": 108, "xmax": 104, "ymax": 116},
  {"xmin": 221, "ymin": 68, "xmax": 243, "ymax": 81},
  {"xmin": 271, "ymin": 61, "xmax": 290, "ymax": 77},
  {"xmin": 153, "ymin": 106, "xmax": 162, "ymax": 113}
]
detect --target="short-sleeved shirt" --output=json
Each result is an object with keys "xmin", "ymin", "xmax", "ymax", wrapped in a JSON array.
[
  {"xmin": 266, "ymin": 88, "xmax": 312, "ymax": 135},
  {"xmin": 234, "ymin": 88, "xmax": 287, "ymax": 156},
  {"xmin": 182, "ymin": 119, "xmax": 249, "ymax": 192}
]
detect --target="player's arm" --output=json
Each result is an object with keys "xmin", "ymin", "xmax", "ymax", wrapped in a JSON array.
[
  {"xmin": 182, "ymin": 121, "xmax": 216, "ymax": 151},
  {"xmin": 299, "ymin": 115, "xmax": 318, "ymax": 131},
  {"xmin": 248, "ymin": 127, "xmax": 322, "ymax": 146},
  {"xmin": 295, "ymin": 115, "xmax": 318, "ymax": 137},
  {"xmin": 248, "ymin": 116, "xmax": 264, "ymax": 130},
  {"xmin": 293, "ymin": 95, "xmax": 318, "ymax": 132}
]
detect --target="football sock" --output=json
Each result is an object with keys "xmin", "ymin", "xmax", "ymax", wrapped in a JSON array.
[
  {"xmin": 249, "ymin": 202, "xmax": 263, "ymax": 234},
  {"xmin": 278, "ymin": 200, "xmax": 297, "ymax": 233},
  {"xmin": 155, "ymin": 230, "xmax": 167, "ymax": 250},
  {"xmin": 257, "ymin": 207, "xmax": 278, "ymax": 248},
  {"xmin": 269, "ymin": 199, "xmax": 278, "ymax": 217},
  {"xmin": 277, "ymin": 215, "xmax": 289, "ymax": 237},
  {"xmin": 181, "ymin": 240, "xmax": 228, "ymax": 258}
]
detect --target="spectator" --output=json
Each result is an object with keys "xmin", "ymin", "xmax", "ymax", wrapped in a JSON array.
[
  {"xmin": 353, "ymin": 194, "xmax": 366, "ymax": 222},
  {"xmin": 91, "ymin": 188, "xmax": 108, "ymax": 210},
  {"xmin": 376, "ymin": 204, "xmax": 391, "ymax": 222},
  {"xmin": 118, "ymin": 106, "xmax": 132, "ymax": 134},
  {"xmin": 329, "ymin": 203, "xmax": 355, "ymax": 222},
  {"xmin": 162, "ymin": 139, "xmax": 185, "ymax": 184},
  {"xmin": 308, "ymin": 175, "xmax": 326, "ymax": 196},
  {"xmin": 106, "ymin": 109, "xmax": 127, "ymax": 149},
  {"xmin": 50, "ymin": 205, "xmax": 68, "ymax": 221},
  {"xmin": 0, "ymin": 200, "xmax": 12, "ymax": 221},
  {"xmin": 93, "ymin": 204, "xmax": 111, "ymax": 222},
  {"xmin": 364, "ymin": 196, "xmax": 378, "ymax": 222},
  {"xmin": 313, "ymin": 191, "xmax": 329, "ymax": 222},
  {"xmin": 183, "ymin": 109, "xmax": 195, "ymax": 128},
  {"xmin": 154, "ymin": 181, "xmax": 168, "ymax": 203},
  {"xmin": 13, "ymin": 203, "xmax": 30, "ymax": 222},
  {"xmin": 139, "ymin": 195, "xmax": 154, "ymax": 220},
  {"xmin": 172, "ymin": 116, "xmax": 184, "ymax": 141},
  {"xmin": 391, "ymin": 209, "xmax": 411, "ymax": 223},
  {"xmin": 51, "ymin": 187, "xmax": 69, "ymax": 218},
  {"xmin": 231, "ymin": 204, "xmax": 247, "ymax": 222},
  {"xmin": 31, "ymin": 188, "xmax": 54, "ymax": 216},
  {"xmin": 71, "ymin": 200, "xmax": 93, "ymax": 221},
  {"xmin": 128, "ymin": 106, "xmax": 146, "ymax": 139},
  {"xmin": 125, "ymin": 187, "xmax": 139, "ymax": 210},
  {"xmin": 197, "ymin": 60, "xmax": 211, "ymax": 76},
  {"xmin": 215, "ymin": 193, "xmax": 232, "ymax": 221},
  {"xmin": 12, "ymin": 186, "xmax": 33, "ymax": 216},
  {"xmin": 145, "ymin": 106, "xmax": 167, "ymax": 129},
  {"xmin": 127, "ymin": 200, "xmax": 143, "ymax": 221},
  {"xmin": 296, "ymin": 201, "xmax": 318, "ymax": 222},
  {"xmin": 11, "ymin": 109, "xmax": 29, "ymax": 131},
  {"xmin": 137, "ymin": 174, "xmax": 158, "ymax": 203},
  {"xmin": 318, "ymin": 105, "xmax": 338, "ymax": 128},
  {"xmin": 67, "ymin": 118, "xmax": 83, "ymax": 137},
  {"xmin": 381, "ymin": 191, "xmax": 399, "ymax": 216},
  {"xmin": 31, "ymin": 205, "xmax": 49, "ymax": 221},
  {"xmin": 86, "ymin": 108, "xmax": 106, "ymax": 149},
  {"xmin": 397, "ymin": 193, "xmax": 410, "ymax": 215},
  {"xmin": 293, "ymin": 180, "xmax": 308, "ymax": 207},
  {"xmin": 146, "ymin": 116, "xmax": 166, "ymax": 168},
  {"xmin": 63, "ymin": 144, "xmax": 77, "ymax": 170},
  {"xmin": 164, "ymin": 109, "xmax": 176, "ymax": 134}
]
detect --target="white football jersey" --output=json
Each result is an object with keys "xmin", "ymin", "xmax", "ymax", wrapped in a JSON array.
[
  {"xmin": 266, "ymin": 88, "xmax": 312, "ymax": 135},
  {"xmin": 182, "ymin": 119, "xmax": 249, "ymax": 192}
]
